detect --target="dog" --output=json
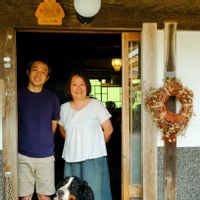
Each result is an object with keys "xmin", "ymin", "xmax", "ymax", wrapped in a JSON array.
[{"xmin": 53, "ymin": 176, "xmax": 95, "ymax": 200}]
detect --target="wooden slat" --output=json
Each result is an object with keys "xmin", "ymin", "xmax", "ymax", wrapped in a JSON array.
[
  {"xmin": 141, "ymin": 23, "xmax": 157, "ymax": 200},
  {"xmin": 129, "ymin": 184, "xmax": 143, "ymax": 197},
  {"xmin": 164, "ymin": 22, "xmax": 177, "ymax": 76},
  {"xmin": 164, "ymin": 22, "xmax": 177, "ymax": 200},
  {"xmin": 0, "ymin": 27, "xmax": 18, "ymax": 200},
  {"xmin": 0, "ymin": 79, "xmax": 4, "ymax": 150},
  {"xmin": 0, "ymin": 80, "xmax": 4, "ymax": 200},
  {"xmin": 122, "ymin": 32, "xmax": 131, "ymax": 200}
]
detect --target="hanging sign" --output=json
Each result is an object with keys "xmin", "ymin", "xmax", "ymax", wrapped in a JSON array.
[{"xmin": 35, "ymin": 0, "xmax": 65, "ymax": 25}]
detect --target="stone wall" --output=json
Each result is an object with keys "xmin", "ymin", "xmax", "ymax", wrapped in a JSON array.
[{"xmin": 158, "ymin": 147, "xmax": 200, "ymax": 200}]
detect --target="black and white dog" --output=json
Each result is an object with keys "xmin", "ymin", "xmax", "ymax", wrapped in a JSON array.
[{"xmin": 53, "ymin": 176, "xmax": 94, "ymax": 200}]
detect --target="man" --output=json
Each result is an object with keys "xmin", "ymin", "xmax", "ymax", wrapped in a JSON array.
[{"xmin": 18, "ymin": 58, "xmax": 60, "ymax": 200}]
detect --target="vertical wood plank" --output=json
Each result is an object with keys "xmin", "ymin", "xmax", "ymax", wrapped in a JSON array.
[
  {"xmin": 164, "ymin": 22, "xmax": 177, "ymax": 200},
  {"xmin": 164, "ymin": 23, "xmax": 177, "ymax": 78},
  {"xmin": 0, "ymin": 27, "xmax": 18, "ymax": 200},
  {"xmin": 141, "ymin": 23, "xmax": 157, "ymax": 200},
  {"xmin": 0, "ymin": 79, "xmax": 4, "ymax": 149},
  {"xmin": 0, "ymin": 79, "xmax": 4, "ymax": 197},
  {"xmin": 122, "ymin": 32, "xmax": 131, "ymax": 200}
]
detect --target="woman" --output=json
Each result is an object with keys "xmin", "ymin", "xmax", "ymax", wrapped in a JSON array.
[{"xmin": 58, "ymin": 72, "xmax": 113, "ymax": 200}]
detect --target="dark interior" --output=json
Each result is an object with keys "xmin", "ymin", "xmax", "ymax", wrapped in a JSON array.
[{"xmin": 17, "ymin": 31, "xmax": 122, "ymax": 200}]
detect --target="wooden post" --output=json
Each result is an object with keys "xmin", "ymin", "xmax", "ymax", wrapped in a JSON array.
[
  {"xmin": 0, "ymin": 27, "xmax": 18, "ymax": 200},
  {"xmin": 142, "ymin": 23, "xmax": 158, "ymax": 200},
  {"xmin": 164, "ymin": 22, "xmax": 177, "ymax": 200},
  {"xmin": 0, "ymin": 79, "xmax": 4, "ymax": 149}
]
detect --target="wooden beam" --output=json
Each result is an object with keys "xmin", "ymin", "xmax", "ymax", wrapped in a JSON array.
[
  {"xmin": 0, "ymin": 1, "xmax": 200, "ymax": 30},
  {"xmin": 164, "ymin": 22, "xmax": 177, "ymax": 200},
  {"xmin": 142, "ymin": 23, "xmax": 157, "ymax": 200},
  {"xmin": 0, "ymin": 27, "xmax": 18, "ymax": 200}
]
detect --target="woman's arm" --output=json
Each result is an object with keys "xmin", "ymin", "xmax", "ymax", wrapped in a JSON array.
[
  {"xmin": 52, "ymin": 120, "xmax": 58, "ymax": 134},
  {"xmin": 59, "ymin": 124, "xmax": 66, "ymax": 139},
  {"xmin": 101, "ymin": 119, "xmax": 113, "ymax": 143}
]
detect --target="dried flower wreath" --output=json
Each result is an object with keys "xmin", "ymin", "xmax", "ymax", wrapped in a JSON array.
[{"xmin": 145, "ymin": 78, "xmax": 193, "ymax": 143}]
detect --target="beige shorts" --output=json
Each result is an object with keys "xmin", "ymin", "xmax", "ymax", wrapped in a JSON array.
[{"xmin": 18, "ymin": 153, "xmax": 55, "ymax": 197}]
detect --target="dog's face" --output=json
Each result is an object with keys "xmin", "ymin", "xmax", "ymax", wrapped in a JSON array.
[
  {"xmin": 54, "ymin": 176, "xmax": 94, "ymax": 200},
  {"xmin": 54, "ymin": 177, "xmax": 76, "ymax": 200}
]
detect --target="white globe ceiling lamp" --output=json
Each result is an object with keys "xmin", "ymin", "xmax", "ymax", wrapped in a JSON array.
[{"xmin": 74, "ymin": 0, "xmax": 101, "ymax": 24}]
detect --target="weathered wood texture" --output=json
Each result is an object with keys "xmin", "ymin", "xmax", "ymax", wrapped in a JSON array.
[
  {"xmin": 0, "ymin": 80, "xmax": 4, "ymax": 200},
  {"xmin": 0, "ymin": 0, "xmax": 200, "ymax": 30},
  {"xmin": 122, "ymin": 32, "xmax": 132, "ymax": 200},
  {"xmin": 129, "ymin": 184, "xmax": 142, "ymax": 198},
  {"xmin": 142, "ymin": 23, "xmax": 157, "ymax": 200},
  {"xmin": 0, "ymin": 80, "xmax": 4, "ymax": 153},
  {"xmin": 164, "ymin": 22, "xmax": 177, "ymax": 200},
  {"xmin": 164, "ymin": 23, "xmax": 177, "ymax": 76},
  {"xmin": 0, "ymin": 27, "xmax": 18, "ymax": 200}
]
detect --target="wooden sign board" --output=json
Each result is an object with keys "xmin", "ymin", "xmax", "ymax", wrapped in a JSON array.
[{"xmin": 35, "ymin": 0, "xmax": 65, "ymax": 25}]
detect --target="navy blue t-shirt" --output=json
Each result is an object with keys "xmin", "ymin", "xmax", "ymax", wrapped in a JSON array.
[{"xmin": 18, "ymin": 88, "xmax": 60, "ymax": 158}]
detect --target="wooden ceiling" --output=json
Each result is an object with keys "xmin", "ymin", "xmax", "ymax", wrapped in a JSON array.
[{"xmin": 1, "ymin": 0, "xmax": 200, "ymax": 30}]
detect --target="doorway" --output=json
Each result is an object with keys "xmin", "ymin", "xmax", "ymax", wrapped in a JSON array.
[{"xmin": 16, "ymin": 31, "xmax": 122, "ymax": 200}]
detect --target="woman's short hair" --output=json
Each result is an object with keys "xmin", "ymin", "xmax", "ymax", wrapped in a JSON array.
[{"xmin": 65, "ymin": 71, "xmax": 91, "ymax": 100}]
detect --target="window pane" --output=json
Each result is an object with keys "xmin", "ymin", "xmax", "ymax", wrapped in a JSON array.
[
  {"xmin": 108, "ymin": 87, "xmax": 120, "ymax": 101},
  {"xmin": 128, "ymin": 41, "xmax": 142, "ymax": 185},
  {"xmin": 102, "ymin": 94, "xmax": 107, "ymax": 102}
]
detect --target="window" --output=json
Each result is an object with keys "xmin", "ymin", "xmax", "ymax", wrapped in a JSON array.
[{"xmin": 90, "ymin": 79, "xmax": 122, "ymax": 108}]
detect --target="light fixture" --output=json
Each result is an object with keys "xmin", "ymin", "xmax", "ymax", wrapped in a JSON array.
[
  {"xmin": 74, "ymin": 0, "xmax": 101, "ymax": 24},
  {"xmin": 112, "ymin": 58, "xmax": 122, "ymax": 71}
]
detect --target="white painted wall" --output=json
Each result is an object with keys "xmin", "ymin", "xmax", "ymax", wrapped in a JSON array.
[{"xmin": 157, "ymin": 30, "xmax": 200, "ymax": 147}]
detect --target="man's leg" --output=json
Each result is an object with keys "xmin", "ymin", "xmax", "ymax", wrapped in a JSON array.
[
  {"xmin": 18, "ymin": 154, "xmax": 35, "ymax": 199},
  {"xmin": 35, "ymin": 156, "xmax": 55, "ymax": 197},
  {"xmin": 37, "ymin": 194, "xmax": 51, "ymax": 200},
  {"xmin": 19, "ymin": 194, "xmax": 33, "ymax": 200}
]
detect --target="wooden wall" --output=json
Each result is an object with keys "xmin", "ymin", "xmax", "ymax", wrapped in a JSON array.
[
  {"xmin": 0, "ymin": 27, "xmax": 18, "ymax": 200},
  {"xmin": 0, "ymin": 0, "xmax": 200, "ymax": 30}
]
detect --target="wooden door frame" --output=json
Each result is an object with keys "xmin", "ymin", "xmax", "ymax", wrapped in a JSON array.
[
  {"xmin": 122, "ymin": 32, "xmax": 142, "ymax": 200},
  {"xmin": 1, "ymin": 26, "xmax": 158, "ymax": 200},
  {"xmin": 121, "ymin": 24, "xmax": 158, "ymax": 200},
  {"xmin": 1, "ymin": 27, "xmax": 127, "ymax": 200},
  {"xmin": 0, "ymin": 27, "xmax": 18, "ymax": 200}
]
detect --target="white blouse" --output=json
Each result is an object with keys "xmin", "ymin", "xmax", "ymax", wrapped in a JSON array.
[{"xmin": 59, "ymin": 98, "xmax": 111, "ymax": 162}]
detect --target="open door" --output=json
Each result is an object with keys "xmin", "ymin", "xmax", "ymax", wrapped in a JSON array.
[
  {"xmin": 122, "ymin": 32, "xmax": 142, "ymax": 199},
  {"xmin": 122, "ymin": 23, "xmax": 157, "ymax": 200},
  {"xmin": 122, "ymin": 24, "xmax": 157, "ymax": 200},
  {"xmin": 0, "ymin": 27, "xmax": 158, "ymax": 200}
]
